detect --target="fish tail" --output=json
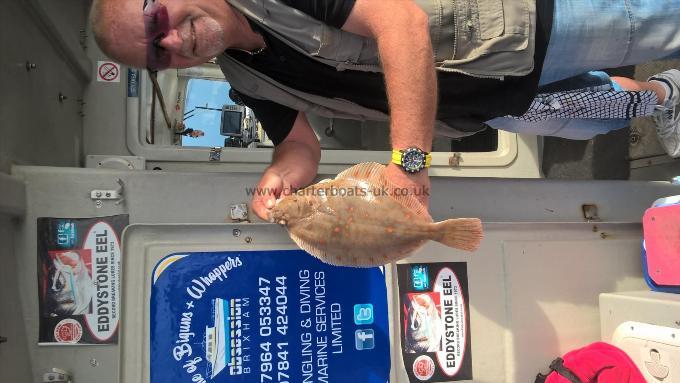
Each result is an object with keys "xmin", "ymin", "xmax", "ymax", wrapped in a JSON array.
[{"xmin": 430, "ymin": 218, "xmax": 483, "ymax": 252}]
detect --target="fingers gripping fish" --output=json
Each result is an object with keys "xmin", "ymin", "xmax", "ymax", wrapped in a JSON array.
[{"xmin": 268, "ymin": 162, "xmax": 483, "ymax": 267}]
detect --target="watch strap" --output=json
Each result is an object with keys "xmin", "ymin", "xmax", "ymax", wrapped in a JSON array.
[
  {"xmin": 391, "ymin": 149, "xmax": 432, "ymax": 167},
  {"xmin": 391, "ymin": 150, "xmax": 403, "ymax": 165}
]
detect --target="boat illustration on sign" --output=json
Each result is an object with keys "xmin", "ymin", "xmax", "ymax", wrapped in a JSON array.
[{"xmin": 205, "ymin": 298, "xmax": 230, "ymax": 379}]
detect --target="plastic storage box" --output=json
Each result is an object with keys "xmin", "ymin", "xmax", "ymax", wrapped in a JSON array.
[{"xmin": 642, "ymin": 197, "xmax": 680, "ymax": 293}]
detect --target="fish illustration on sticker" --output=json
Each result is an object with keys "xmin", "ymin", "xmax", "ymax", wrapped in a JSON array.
[{"xmin": 269, "ymin": 162, "xmax": 483, "ymax": 267}]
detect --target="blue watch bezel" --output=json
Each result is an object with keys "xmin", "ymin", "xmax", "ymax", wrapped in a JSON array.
[{"xmin": 400, "ymin": 147, "xmax": 427, "ymax": 173}]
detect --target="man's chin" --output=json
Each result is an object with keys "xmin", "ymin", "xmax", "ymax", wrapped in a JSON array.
[
  {"xmin": 197, "ymin": 44, "xmax": 225, "ymax": 59},
  {"xmin": 174, "ymin": 57, "xmax": 212, "ymax": 69}
]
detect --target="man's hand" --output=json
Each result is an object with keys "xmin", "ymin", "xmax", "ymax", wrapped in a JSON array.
[
  {"xmin": 251, "ymin": 167, "xmax": 297, "ymax": 221},
  {"xmin": 251, "ymin": 112, "xmax": 320, "ymax": 221}
]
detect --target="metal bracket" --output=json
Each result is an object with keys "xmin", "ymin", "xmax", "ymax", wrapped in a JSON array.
[
  {"xmin": 42, "ymin": 368, "xmax": 71, "ymax": 383},
  {"xmin": 209, "ymin": 147, "xmax": 222, "ymax": 162},
  {"xmin": 449, "ymin": 153, "xmax": 463, "ymax": 167},
  {"xmin": 582, "ymin": 204, "xmax": 601, "ymax": 222},
  {"xmin": 90, "ymin": 179, "xmax": 125, "ymax": 207},
  {"xmin": 230, "ymin": 203, "xmax": 249, "ymax": 222},
  {"xmin": 324, "ymin": 119, "xmax": 335, "ymax": 137}
]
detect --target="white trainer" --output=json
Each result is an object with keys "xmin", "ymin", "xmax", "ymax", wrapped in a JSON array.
[{"xmin": 649, "ymin": 69, "xmax": 680, "ymax": 158}]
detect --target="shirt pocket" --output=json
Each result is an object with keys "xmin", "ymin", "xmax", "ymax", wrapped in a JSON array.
[{"xmin": 476, "ymin": 0, "xmax": 505, "ymax": 40}]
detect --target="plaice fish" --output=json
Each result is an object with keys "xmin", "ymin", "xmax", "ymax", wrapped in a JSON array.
[{"xmin": 268, "ymin": 162, "xmax": 483, "ymax": 267}]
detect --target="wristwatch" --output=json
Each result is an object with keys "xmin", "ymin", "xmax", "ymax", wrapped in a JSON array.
[{"xmin": 391, "ymin": 147, "xmax": 432, "ymax": 174}]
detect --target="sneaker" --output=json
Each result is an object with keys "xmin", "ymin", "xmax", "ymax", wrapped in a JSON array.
[{"xmin": 649, "ymin": 69, "xmax": 680, "ymax": 157}]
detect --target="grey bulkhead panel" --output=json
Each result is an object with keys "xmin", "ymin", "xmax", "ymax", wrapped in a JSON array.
[
  {"xmin": 0, "ymin": 174, "xmax": 31, "ymax": 382},
  {"xmin": 118, "ymin": 222, "xmax": 647, "ymax": 383},
  {"xmin": 11, "ymin": 165, "xmax": 680, "ymax": 382}
]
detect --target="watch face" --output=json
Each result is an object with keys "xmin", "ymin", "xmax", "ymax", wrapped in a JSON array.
[{"xmin": 402, "ymin": 148, "xmax": 425, "ymax": 173}]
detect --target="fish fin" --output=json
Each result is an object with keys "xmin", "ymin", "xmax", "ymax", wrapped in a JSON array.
[
  {"xmin": 431, "ymin": 218, "xmax": 484, "ymax": 252},
  {"xmin": 287, "ymin": 230, "xmax": 328, "ymax": 261},
  {"xmin": 336, "ymin": 162, "xmax": 384, "ymax": 181},
  {"xmin": 384, "ymin": 174, "xmax": 432, "ymax": 222},
  {"xmin": 288, "ymin": 230, "xmax": 365, "ymax": 267},
  {"xmin": 337, "ymin": 162, "xmax": 432, "ymax": 222}
]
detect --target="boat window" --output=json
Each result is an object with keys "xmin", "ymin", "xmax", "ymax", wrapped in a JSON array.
[
  {"xmin": 124, "ymin": 64, "xmax": 532, "ymax": 176},
  {"xmin": 179, "ymin": 79, "xmax": 266, "ymax": 148},
  {"xmin": 180, "ymin": 79, "xmax": 230, "ymax": 148}
]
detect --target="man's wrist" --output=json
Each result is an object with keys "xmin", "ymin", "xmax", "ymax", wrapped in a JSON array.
[
  {"xmin": 385, "ymin": 162, "xmax": 430, "ymax": 203},
  {"xmin": 386, "ymin": 161, "xmax": 429, "ymax": 183},
  {"xmin": 391, "ymin": 146, "xmax": 432, "ymax": 174}
]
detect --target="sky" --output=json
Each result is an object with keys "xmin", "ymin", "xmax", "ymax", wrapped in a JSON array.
[{"xmin": 181, "ymin": 78, "xmax": 234, "ymax": 147}]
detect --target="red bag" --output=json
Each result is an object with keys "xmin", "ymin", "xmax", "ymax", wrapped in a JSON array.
[{"xmin": 535, "ymin": 342, "xmax": 645, "ymax": 383}]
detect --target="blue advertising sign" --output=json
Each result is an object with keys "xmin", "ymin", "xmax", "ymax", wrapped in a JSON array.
[{"xmin": 150, "ymin": 250, "xmax": 390, "ymax": 383}]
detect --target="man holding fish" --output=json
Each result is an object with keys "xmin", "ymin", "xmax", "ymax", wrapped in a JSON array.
[{"xmin": 91, "ymin": 0, "xmax": 680, "ymax": 225}]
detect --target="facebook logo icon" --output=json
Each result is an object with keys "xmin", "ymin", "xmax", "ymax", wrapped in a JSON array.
[{"xmin": 355, "ymin": 329, "xmax": 375, "ymax": 351}]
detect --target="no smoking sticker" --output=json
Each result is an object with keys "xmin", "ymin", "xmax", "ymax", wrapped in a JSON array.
[{"xmin": 97, "ymin": 61, "xmax": 121, "ymax": 83}]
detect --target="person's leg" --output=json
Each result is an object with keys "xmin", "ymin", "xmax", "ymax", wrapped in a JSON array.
[
  {"xmin": 611, "ymin": 77, "xmax": 668, "ymax": 104},
  {"xmin": 610, "ymin": 69, "xmax": 680, "ymax": 157},
  {"xmin": 488, "ymin": 71, "xmax": 632, "ymax": 139},
  {"xmin": 487, "ymin": 71, "xmax": 664, "ymax": 139},
  {"xmin": 485, "ymin": 117, "xmax": 629, "ymax": 140},
  {"xmin": 540, "ymin": 0, "xmax": 680, "ymax": 85},
  {"xmin": 490, "ymin": 69, "xmax": 680, "ymax": 157}
]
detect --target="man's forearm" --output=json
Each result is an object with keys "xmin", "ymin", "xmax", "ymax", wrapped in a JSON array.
[
  {"xmin": 376, "ymin": 5, "xmax": 436, "ymax": 153},
  {"xmin": 342, "ymin": 1, "xmax": 436, "ymax": 153},
  {"xmin": 373, "ymin": 3, "xmax": 435, "ymax": 203}
]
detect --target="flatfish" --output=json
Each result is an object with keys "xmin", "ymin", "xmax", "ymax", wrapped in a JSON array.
[{"xmin": 269, "ymin": 162, "xmax": 483, "ymax": 266}]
